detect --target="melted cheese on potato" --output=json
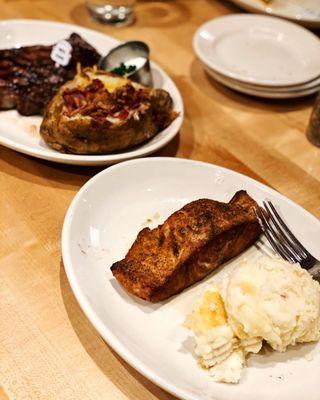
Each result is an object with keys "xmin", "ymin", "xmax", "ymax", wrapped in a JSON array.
[{"xmin": 87, "ymin": 72, "xmax": 129, "ymax": 92}]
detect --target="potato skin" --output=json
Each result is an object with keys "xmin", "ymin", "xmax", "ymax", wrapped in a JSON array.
[{"xmin": 40, "ymin": 80, "xmax": 175, "ymax": 154}]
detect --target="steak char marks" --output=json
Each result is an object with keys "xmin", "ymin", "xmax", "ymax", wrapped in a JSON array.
[
  {"xmin": 0, "ymin": 33, "xmax": 101, "ymax": 115},
  {"xmin": 111, "ymin": 191, "xmax": 262, "ymax": 302}
]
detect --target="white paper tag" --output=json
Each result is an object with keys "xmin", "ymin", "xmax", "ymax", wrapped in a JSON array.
[{"xmin": 51, "ymin": 40, "xmax": 72, "ymax": 67}]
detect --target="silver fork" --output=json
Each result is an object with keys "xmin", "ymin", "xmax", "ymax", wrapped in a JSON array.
[{"xmin": 254, "ymin": 201, "xmax": 320, "ymax": 278}]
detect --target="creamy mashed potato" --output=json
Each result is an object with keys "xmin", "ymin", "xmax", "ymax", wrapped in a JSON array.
[{"xmin": 185, "ymin": 256, "xmax": 320, "ymax": 383}]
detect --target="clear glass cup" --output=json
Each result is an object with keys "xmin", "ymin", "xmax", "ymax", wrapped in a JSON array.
[{"xmin": 86, "ymin": 0, "xmax": 136, "ymax": 26}]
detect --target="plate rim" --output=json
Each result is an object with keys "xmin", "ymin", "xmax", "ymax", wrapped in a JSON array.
[
  {"xmin": 203, "ymin": 65, "xmax": 320, "ymax": 99},
  {"xmin": 193, "ymin": 14, "xmax": 320, "ymax": 87},
  {"xmin": 227, "ymin": 0, "xmax": 320, "ymax": 26},
  {"xmin": 62, "ymin": 157, "xmax": 320, "ymax": 400},
  {"xmin": 0, "ymin": 19, "xmax": 184, "ymax": 166}
]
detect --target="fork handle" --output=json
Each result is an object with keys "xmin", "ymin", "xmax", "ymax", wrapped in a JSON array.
[{"xmin": 309, "ymin": 262, "xmax": 320, "ymax": 282}]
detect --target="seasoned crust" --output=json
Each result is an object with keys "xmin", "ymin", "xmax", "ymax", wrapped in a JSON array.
[
  {"xmin": 0, "ymin": 34, "xmax": 101, "ymax": 116},
  {"xmin": 111, "ymin": 190, "xmax": 261, "ymax": 302}
]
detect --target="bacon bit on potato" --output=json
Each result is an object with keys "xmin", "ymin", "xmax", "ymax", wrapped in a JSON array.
[{"xmin": 61, "ymin": 78, "xmax": 151, "ymax": 123}]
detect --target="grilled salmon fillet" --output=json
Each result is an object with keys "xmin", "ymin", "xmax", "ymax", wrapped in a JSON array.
[{"xmin": 111, "ymin": 190, "xmax": 261, "ymax": 302}]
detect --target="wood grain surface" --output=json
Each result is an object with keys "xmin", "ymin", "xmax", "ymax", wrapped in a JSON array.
[{"xmin": 0, "ymin": 1, "xmax": 319, "ymax": 399}]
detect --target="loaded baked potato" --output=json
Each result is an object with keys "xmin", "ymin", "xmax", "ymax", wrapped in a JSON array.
[{"xmin": 40, "ymin": 67, "xmax": 177, "ymax": 154}]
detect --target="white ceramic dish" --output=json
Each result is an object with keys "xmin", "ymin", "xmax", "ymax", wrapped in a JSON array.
[
  {"xmin": 206, "ymin": 66, "xmax": 320, "ymax": 92},
  {"xmin": 193, "ymin": 14, "xmax": 320, "ymax": 87},
  {"xmin": 62, "ymin": 157, "xmax": 320, "ymax": 400},
  {"xmin": 0, "ymin": 20, "xmax": 183, "ymax": 166},
  {"xmin": 228, "ymin": 0, "xmax": 320, "ymax": 29},
  {"xmin": 204, "ymin": 65, "xmax": 320, "ymax": 99}
]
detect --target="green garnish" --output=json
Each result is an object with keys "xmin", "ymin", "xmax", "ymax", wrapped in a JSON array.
[{"xmin": 111, "ymin": 63, "xmax": 137, "ymax": 76}]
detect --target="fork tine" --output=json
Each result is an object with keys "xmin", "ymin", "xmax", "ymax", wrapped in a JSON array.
[
  {"xmin": 265, "ymin": 201, "xmax": 312, "ymax": 258},
  {"xmin": 254, "ymin": 207, "xmax": 296, "ymax": 263},
  {"xmin": 256, "ymin": 201, "xmax": 318, "ymax": 270},
  {"xmin": 263, "ymin": 201, "xmax": 305, "ymax": 261}
]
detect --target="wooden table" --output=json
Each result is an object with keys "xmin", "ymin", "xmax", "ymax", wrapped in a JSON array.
[{"xmin": 1, "ymin": 1, "xmax": 319, "ymax": 399}]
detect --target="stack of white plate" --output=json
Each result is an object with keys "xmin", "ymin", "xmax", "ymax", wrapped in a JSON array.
[{"xmin": 193, "ymin": 14, "xmax": 320, "ymax": 99}]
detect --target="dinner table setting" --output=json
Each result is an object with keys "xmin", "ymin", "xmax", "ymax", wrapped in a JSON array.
[{"xmin": 1, "ymin": 1, "xmax": 320, "ymax": 400}]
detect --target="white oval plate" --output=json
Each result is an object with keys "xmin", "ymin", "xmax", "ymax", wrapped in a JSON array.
[
  {"xmin": 204, "ymin": 65, "xmax": 320, "ymax": 99},
  {"xmin": 62, "ymin": 157, "xmax": 320, "ymax": 400},
  {"xmin": 0, "ymin": 20, "xmax": 183, "ymax": 166},
  {"xmin": 193, "ymin": 14, "xmax": 320, "ymax": 87},
  {"xmin": 228, "ymin": 0, "xmax": 320, "ymax": 29}
]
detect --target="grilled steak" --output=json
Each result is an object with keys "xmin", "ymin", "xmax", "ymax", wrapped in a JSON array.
[
  {"xmin": 0, "ymin": 33, "xmax": 100, "ymax": 115},
  {"xmin": 111, "ymin": 190, "xmax": 261, "ymax": 302}
]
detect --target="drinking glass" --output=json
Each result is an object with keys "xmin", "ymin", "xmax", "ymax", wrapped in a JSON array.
[
  {"xmin": 307, "ymin": 92, "xmax": 320, "ymax": 147},
  {"xmin": 86, "ymin": 0, "xmax": 135, "ymax": 26}
]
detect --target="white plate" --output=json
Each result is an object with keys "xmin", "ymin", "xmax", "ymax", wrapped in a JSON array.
[
  {"xmin": 193, "ymin": 14, "xmax": 320, "ymax": 87},
  {"xmin": 0, "ymin": 20, "xmax": 183, "ymax": 166},
  {"xmin": 204, "ymin": 65, "xmax": 320, "ymax": 98},
  {"xmin": 205, "ymin": 66, "xmax": 320, "ymax": 92},
  {"xmin": 228, "ymin": 0, "xmax": 320, "ymax": 29},
  {"xmin": 62, "ymin": 157, "xmax": 320, "ymax": 400}
]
